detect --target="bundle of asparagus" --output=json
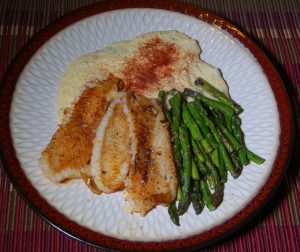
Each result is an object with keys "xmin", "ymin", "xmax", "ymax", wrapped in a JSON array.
[{"xmin": 158, "ymin": 77, "xmax": 265, "ymax": 226}]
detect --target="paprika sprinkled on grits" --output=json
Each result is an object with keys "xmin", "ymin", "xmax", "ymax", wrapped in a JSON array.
[
  {"xmin": 56, "ymin": 31, "xmax": 229, "ymax": 122},
  {"xmin": 122, "ymin": 37, "xmax": 179, "ymax": 92}
]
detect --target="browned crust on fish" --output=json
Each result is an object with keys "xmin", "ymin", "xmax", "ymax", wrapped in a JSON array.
[
  {"xmin": 126, "ymin": 95, "xmax": 178, "ymax": 215},
  {"xmin": 39, "ymin": 75, "xmax": 123, "ymax": 182},
  {"xmin": 91, "ymin": 94, "xmax": 133, "ymax": 193}
]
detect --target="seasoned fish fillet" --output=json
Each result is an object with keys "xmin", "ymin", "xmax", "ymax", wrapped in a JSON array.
[
  {"xmin": 91, "ymin": 92, "xmax": 135, "ymax": 193},
  {"xmin": 126, "ymin": 95, "xmax": 178, "ymax": 216},
  {"xmin": 39, "ymin": 75, "xmax": 124, "ymax": 183}
]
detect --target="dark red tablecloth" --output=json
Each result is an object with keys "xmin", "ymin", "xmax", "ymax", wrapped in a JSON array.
[{"xmin": 0, "ymin": 0, "xmax": 299, "ymax": 251}]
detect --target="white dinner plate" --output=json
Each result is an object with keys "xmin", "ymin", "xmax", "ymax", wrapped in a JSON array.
[{"xmin": 0, "ymin": 1, "xmax": 292, "ymax": 251}]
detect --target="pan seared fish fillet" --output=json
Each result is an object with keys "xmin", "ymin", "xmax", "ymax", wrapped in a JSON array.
[
  {"xmin": 126, "ymin": 95, "xmax": 178, "ymax": 216},
  {"xmin": 91, "ymin": 92, "xmax": 135, "ymax": 193},
  {"xmin": 39, "ymin": 75, "xmax": 124, "ymax": 183}
]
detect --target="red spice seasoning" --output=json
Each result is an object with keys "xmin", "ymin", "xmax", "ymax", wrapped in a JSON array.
[{"xmin": 122, "ymin": 37, "xmax": 179, "ymax": 92}]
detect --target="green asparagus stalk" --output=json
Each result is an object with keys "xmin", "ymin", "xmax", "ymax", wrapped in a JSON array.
[
  {"xmin": 186, "ymin": 102, "xmax": 210, "ymax": 135},
  {"xmin": 169, "ymin": 91, "xmax": 182, "ymax": 133},
  {"xmin": 179, "ymin": 126, "xmax": 192, "ymax": 197},
  {"xmin": 246, "ymin": 149, "xmax": 265, "ymax": 164},
  {"xmin": 194, "ymin": 77, "xmax": 242, "ymax": 113},
  {"xmin": 224, "ymin": 114, "xmax": 233, "ymax": 131},
  {"xmin": 191, "ymin": 180, "xmax": 204, "ymax": 215},
  {"xmin": 211, "ymin": 148, "xmax": 220, "ymax": 168},
  {"xmin": 199, "ymin": 179, "xmax": 215, "ymax": 211},
  {"xmin": 217, "ymin": 124, "xmax": 240, "ymax": 151},
  {"xmin": 230, "ymin": 152, "xmax": 243, "ymax": 178},
  {"xmin": 219, "ymin": 144, "xmax": 235, "ymax": 175},
  {"xmin": 168, "ymin": 200, "xmax": 180, "ymax": 226},
  {"xmin": 210, "ymin": 110, "xmax": 239, "ymax": 153},
  {"xmin": 218, "ymin": 128, "xmax": 235, "ymax": 154},
  {"xmin": 159, "ymin": 92, "xmax": 182, "ymax": 172},
  {"xmin": 200, "ymin": 176, "xmax": 224, "ymax": 210},
  {"xmin": 191, "ymin": 159, "xmax": 200, "ymax": 180},
  {"xmin": 232, "ymin": 117, "xmax": 249, "ymax": 165},
  {"xmin": 184, "ymin": 88, "xmax": 235, "ymax": 117},
  {"xmin": 211, "ymin": 183, "xmax": 224, "ymax": 209},
  {"xmin": 191, "ymin": 139, "xmax": 206, "ymax": 164},
  {"xmin": 187, "ymin": 102, "xmax": 218, "ymax": 148},
  {"xmin": 196, "ymin": 140, "xmax": 220, "ymax": 190},
  {"xmin": 207, "ymin": 174, "xmax": 216, "ymax": 190},
  {"xmin": 218, "ymin": 147, "xmax": 228, "ymax": 183},
  {"xmin": 178, "ymin": 194, "xmax": 191, "ymax": 216},
  {"xmin": 200, "ymin": 138, "xmax": 213, "ymax": 153},
  {"xmin": 196, "ymin": 161, "xmax": 209, "ymax": 177},
  {"xmin": 182, "ymin": 102, "xmax": 204, "ymax": 141},
  {"xmin": 177, "ymin": 186, "xmax": 183, "ymax": 201},
  {"xmin": 193, "ymin": 99, "xmax": 235, "ymax": 174}
]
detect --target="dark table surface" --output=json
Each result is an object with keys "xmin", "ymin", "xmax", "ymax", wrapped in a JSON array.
[{"xmin": 0, "ymin": 0, "xmax": 299, "ymax": 251}]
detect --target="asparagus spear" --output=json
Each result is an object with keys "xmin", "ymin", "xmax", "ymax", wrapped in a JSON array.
[
  {"xmin": 211, "ymin": 111, "xmax": 235, "ymax": 153},
  {"xmin": 230, "ymin": 151, "xmax": 243, "ymax": 178},
  {"xmin": 219, "ymin": 144, "xmax": 236, "ymax": 176},
  {"xmin": 211, "ymin": 148, "xmax": 220, "ymax": 168},
  {"xmin": 194, "ymin": 77, "xmax": 242, "ymax": 113},
  {"xmin": 177, "ymin": 186, "xmax": 183, "ymax": 201},
  {"xmin": 182, "ymin": 101, "xmax": 213, "ymax": 153},
  {"xmin": 218, "ymin": 147, "xmax": 228, "ymax": 183},
  {"xmin": 232, "ymin": 117, "xmax": 249, "ymax": 165},
  {"xmin": 196, "ymin": 140, "xmax": 220, "ymax": 190},
  {"xmin": 191, "ymin": 180, "xmax": 204, "ymax": 215},
  {"xmin": 191, "ymin": 159, "xmax": 200, "ymax": 180},
  {"xmin": 199, "ymin": 179, "xmax": 215, "ymax": 211},
  {"xmin": 246, "ymin": 149, "xmax": 265, "ymax": 164},
  {"xmin": 182, "ymin": 101, "xmax": 204, "ymax": 141},
  {"xmin": 187, "ymin": 102, "xmax": 218, "ymax": 148},
  {"xmin": 168, "ymin": 200, "xmax": 180, "ymax": 226},
  {"xmin": 193, "ymin": 99, "xmax": 235, "ymax": 175},
  {"xmin": 196, "ymin": 161, "xmax": 208, "ymax": 177},
  {"xmin": 159, "ymin": 91, "xmax": 182, "ymax": 224},
  {"xmin": 200, "ymin": 176, "xmax": 224, "ymax": 211},
  {"xmin": 218, "ymin": 128, "xmax": 235, "ymax": 154},
  {"xmin": 184, "ymin": 88, "xmax": 235, "ymax": 117},
  {"xmin": 178, "ymin": 194, "xmax": 191, "ymax": 216},
  {"xmin": 217, "ymin": 123, "xmax": 240, "ymax": 151},
  {"xmin": 211, "ymin": 182, "xmax": 224, "ymax": 209},
  {"xmin": 191, "ymin": 139, "xmax": 206, "ymax": 165},
  {"xmin": 224, "ymin": 114, "xmax": 233, "ymax": 131},
  {"xmin": 233, "ymin": 116, "xmax": 264, "ymax": 165},
  {"xmin": 170, "ymin": 90, "xmax": 182, "ymax": 133},
  {"xmin": 179, "ymin": 126, "xmax": 192, "ymax": 198},
  {"xmin": 159, "ymin": 92, "xmax": 182, "ymax": 172},
  {"xmin": 187, "ymin": 102, "xmax": 210, "ymax": 135},
  {"xmin": 192, "ymin": 140, "xmax": 210, "ymax": 177}
]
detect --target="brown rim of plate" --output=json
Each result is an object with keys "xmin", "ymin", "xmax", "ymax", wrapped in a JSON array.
[{"xmin": 0, "ymin": 0, "xmax": 293, "ymax": 251}]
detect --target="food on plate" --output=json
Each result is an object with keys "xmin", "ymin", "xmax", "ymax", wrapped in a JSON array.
[
  {"xmin": 40, "ymin": 31, "xmax": 264, "ymax": 223},
  {"xmin": 39, "ymin": 75, "xmax": 124, "ymax": 185},
  {"xmin": 91, "ymin": 92, "xmax": 177, "ymax": 215},
  {"xmin": 56, "ymin": 31, "xmax": 229, "ymax": 122},
  {"xmin": 91, "ymin": 92, "xmax": 134, "ymax": 193},
  {"xmin": 125, "ymin": 95, "xmax": 177, "ymax": 216},
  {"xmin": 41, "ymin": 74, "xmax": 178, "ymax": 214},
  {"xmin": 158, "ymin": 78, "xmax": 264, "ymax": 225}
]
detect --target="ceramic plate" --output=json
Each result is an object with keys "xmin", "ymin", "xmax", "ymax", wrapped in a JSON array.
[{"xmin": 0, "ymin": 1, "xmax": 293, "ymax": 251}]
